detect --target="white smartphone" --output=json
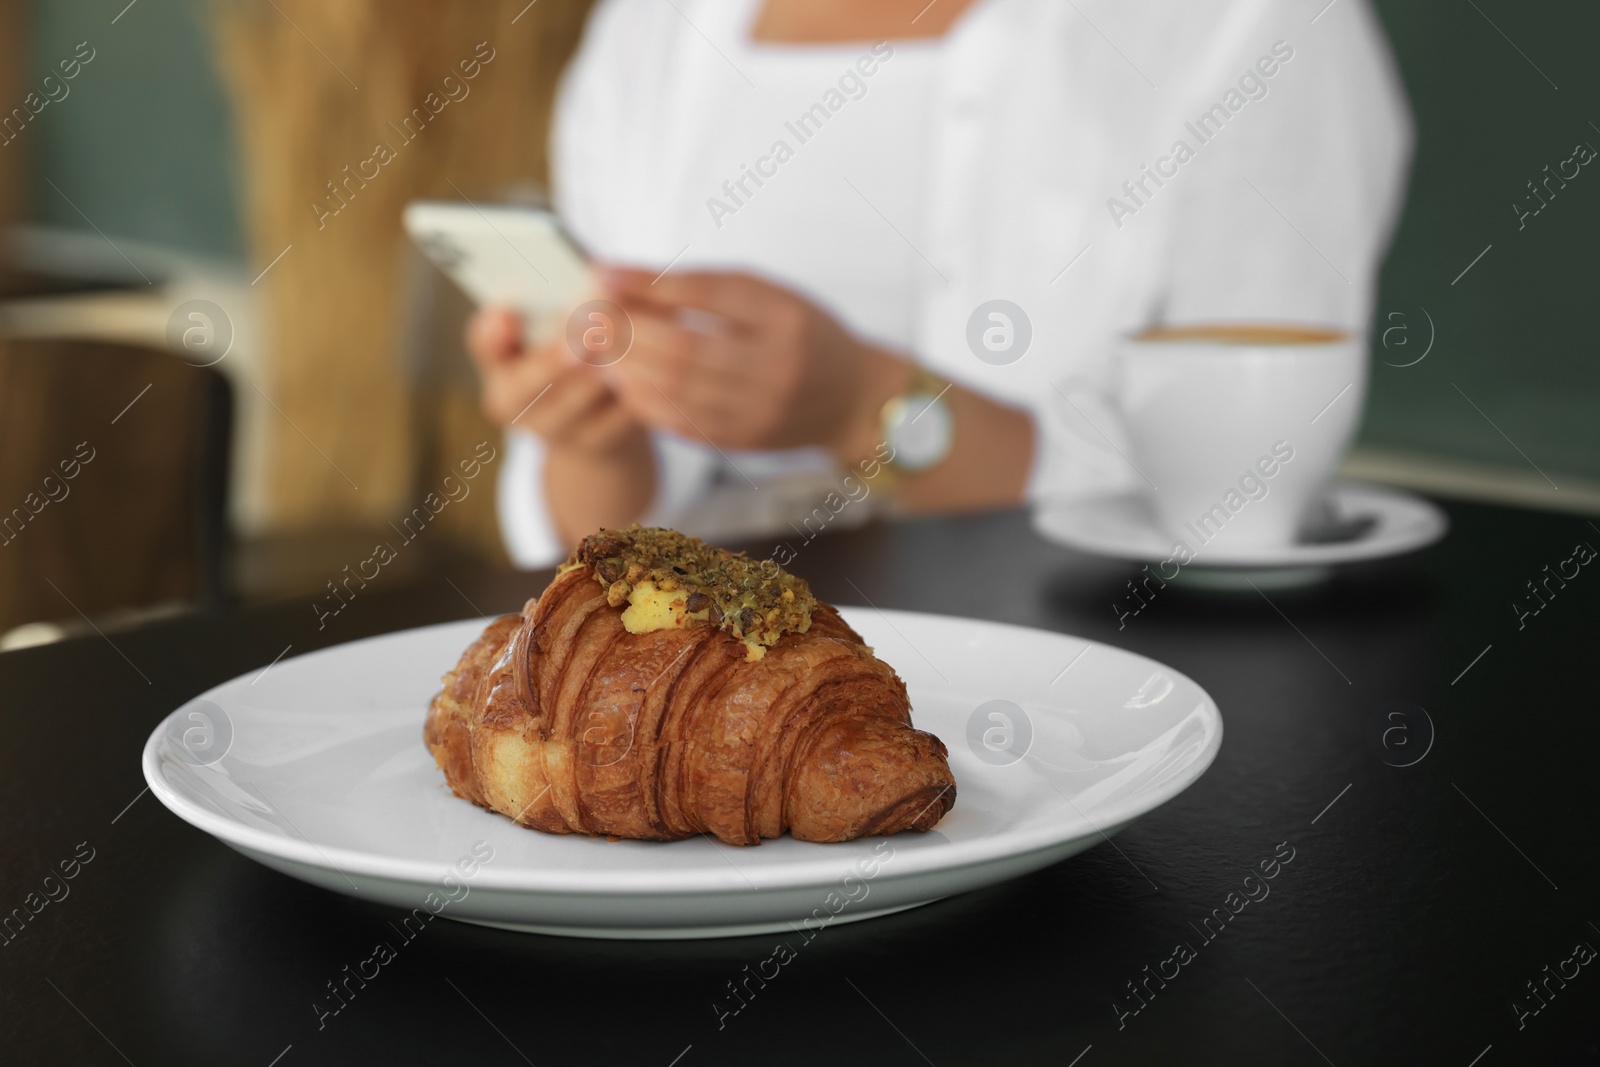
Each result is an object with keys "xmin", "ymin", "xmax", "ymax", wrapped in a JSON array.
[{"xmin": 403, "ymin": 199, "xmax": 596, "ymax": 343}]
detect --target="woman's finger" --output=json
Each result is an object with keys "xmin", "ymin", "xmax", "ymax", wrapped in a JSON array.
[
  {"xmin": 606, "ymin": 362, "xmax": 703, "ymax": 438},
  {"xmin": 622, "ymin": 310, "xmax": 751, "ymax": 389},
  {"xmin": 480, "ymin": 362, "xmax": 546, "ymax": 427},
  {"xmin": 466, "ymin": 306, "xmax": 526, "ymax": 370},
  {"xmin": 483, "ymin": 349, "xmax": 566, "ymax": 428},
  {"xmin": 517, "ymin": 365, "xmax": 611, "ymax": 439},
  {"xmin": 601, "ymin": 266, "xmax": 775, "ymax": 329},
  {"xmin": 621, "ymin": 310, "xmax": 694, "ymax": 376},
  {"xmin": 613, "ymin": 363, "xmax": 749, "ymax": 445},
  {"xmin": 570, "ymin": 395, "xmax": 647, "ymax": 453}
]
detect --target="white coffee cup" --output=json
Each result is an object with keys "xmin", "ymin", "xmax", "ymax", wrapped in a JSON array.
[{"xmin": 1116, "ymin": 324, "xmax": 1366, "ymax": 552}]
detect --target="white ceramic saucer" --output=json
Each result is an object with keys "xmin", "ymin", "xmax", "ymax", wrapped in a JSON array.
[
  {"xmin": 1033, "ymin": 481, "xmax": 1448, "ymax": 571},
  {"xmin": 143, "ymin": 609, "xmax": 1222, "ymax": 939}
]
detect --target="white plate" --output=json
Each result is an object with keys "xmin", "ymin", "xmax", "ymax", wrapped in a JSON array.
[
  {"xmin": 1033, "ymin": 481, "xmax": 1448, "ymax": 568},
  {"xmin": 143, "ymin": 609, "xmax": 1222, "ymax": 939}
]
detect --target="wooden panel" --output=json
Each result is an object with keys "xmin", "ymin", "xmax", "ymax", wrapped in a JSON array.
[
  {"xmin": 0, "ymin": 339, "xmax": 227, "ymax": 633},
  {"xmin": 212, "ymin": 0, "xmax": 594, "ymax": 543},
  {"xmin": 0, "ymin": 0, "xmax": 26, "ymax": 295}
]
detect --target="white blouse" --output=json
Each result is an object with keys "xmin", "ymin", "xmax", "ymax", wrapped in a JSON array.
[{"xmin": 499, "ymin": 0, "xmax": 1412, "ymax": 566}]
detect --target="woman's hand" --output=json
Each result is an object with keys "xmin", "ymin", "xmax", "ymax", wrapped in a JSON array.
[
  {"xmin": 597, "ymin": 268, "xmax": 910, "ymax": 462},
  {"xmin": 466, "ymin": 306, "xmax": 656, "ymax": 543},
  {"xmin": 467, "ymin": 307, "xmax": 646, "ymax": 459}
]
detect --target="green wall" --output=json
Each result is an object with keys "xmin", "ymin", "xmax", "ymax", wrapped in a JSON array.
[
  {"xmin": 19, "ymin": 0, "xmax": 1600, "ymax": 480},
  {"xmin": 25, "ymin": 0, "xmax": 242, "ymax": 259},
  {"xmin": 1363, "ymin": 0, "xmax": 1599, "ymax": 479}
]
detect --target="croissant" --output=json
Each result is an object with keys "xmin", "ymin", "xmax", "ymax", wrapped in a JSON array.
[{"xmin": 424, "ymin": 527, "xmax": 955, "ymax": 845}]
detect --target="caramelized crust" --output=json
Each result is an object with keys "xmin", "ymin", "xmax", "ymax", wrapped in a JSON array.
[{"xmin": 424, "ymin": 566, "xmax": 956, "ymax": 845}]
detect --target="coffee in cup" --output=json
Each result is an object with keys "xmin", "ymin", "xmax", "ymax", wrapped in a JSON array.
[{"xmin": 1116, "ymin": 323, "xmax": 1364, "ymax": 552}]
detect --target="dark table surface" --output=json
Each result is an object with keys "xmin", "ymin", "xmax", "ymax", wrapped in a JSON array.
[{"xmin": 4, "ymin": 502, "xmax": 1598, "ymax": 1066}]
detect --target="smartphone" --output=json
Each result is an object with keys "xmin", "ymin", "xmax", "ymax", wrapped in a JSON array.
[{"xmin": 403, "ymin": 199, "xmax": 595, "ymax": 343}]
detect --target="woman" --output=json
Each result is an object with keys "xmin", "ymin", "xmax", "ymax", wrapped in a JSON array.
[{"xmin": 471, "ymin": 0, "xmax": 1411, "ymax": 565}]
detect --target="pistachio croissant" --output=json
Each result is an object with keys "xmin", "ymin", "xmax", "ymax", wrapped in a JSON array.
[{"xmin": 424, "ymin": 528, "xmax": 955, "ymax": 845}]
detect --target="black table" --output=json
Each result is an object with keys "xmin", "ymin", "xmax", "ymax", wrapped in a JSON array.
[{"xmin": 4, "ymin": 503, "xmax": 1597, "ymax": 1066}]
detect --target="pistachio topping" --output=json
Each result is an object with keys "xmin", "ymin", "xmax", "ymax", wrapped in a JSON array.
[{"xmin": 571, "ymin": 526, "xmax": 814, "ymax": 647}]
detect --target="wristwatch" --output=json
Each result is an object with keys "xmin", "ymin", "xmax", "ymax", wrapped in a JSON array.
[{"xmin": 877, "ymin": 366, "xmax": 954, "ymax": 484}]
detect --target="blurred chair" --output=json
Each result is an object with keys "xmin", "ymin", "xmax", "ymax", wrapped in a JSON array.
[{"xmin": 0, "ymin": 337, "xmax": 232, "ymax": 641}]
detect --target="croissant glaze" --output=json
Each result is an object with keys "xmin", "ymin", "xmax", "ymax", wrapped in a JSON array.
[{"xmin": 424, "ymin": 558, "xmax": 956, "ymax": 845}]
